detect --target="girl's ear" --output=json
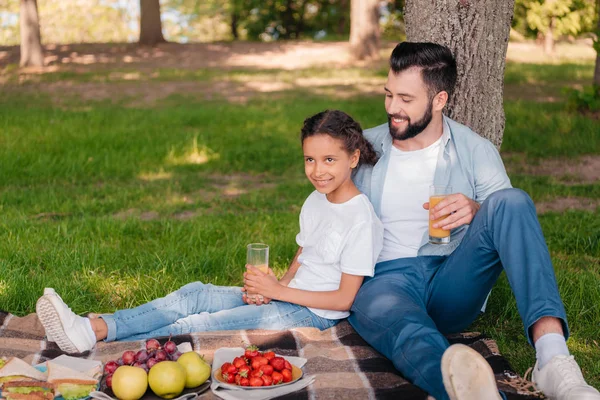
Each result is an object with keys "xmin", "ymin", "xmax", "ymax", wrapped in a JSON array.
[{"xmin": 350, "ymin": 149, "xmax": 360, "ymax": 168}]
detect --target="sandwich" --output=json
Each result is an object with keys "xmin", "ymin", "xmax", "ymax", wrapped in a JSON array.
[
  {"xmin": 46, "ymin": 361, "xmax": 98, "ymax": 400},
  {"xmin": 0, "ymin": 357, "xmax": 47, "ymax": 388},
  {"xmin": 1, "ymin": 381, "xmax": 54, "ymax": 400}
]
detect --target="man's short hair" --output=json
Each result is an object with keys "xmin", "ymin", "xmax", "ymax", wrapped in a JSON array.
[{"xmin": 389, "ymin": 42, "xmax": 457, "ymax": 99}]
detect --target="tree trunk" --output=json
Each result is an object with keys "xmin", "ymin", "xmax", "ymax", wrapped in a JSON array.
[
  {"xmin": 544, "ymin": 17, "xmax": 555, "ymax": 55},
  {"xmin": 19, "ymin": 0, "xmax": 44, "ymax": 67},
  {"xmin": 349, "ymin": 0, "xmax": 380, "ymax": 60},
  {"xmin": 593, "ymin": 0, "xmax": 600, "ymax": 88},
  {"xmin": 231, "ymin": 10, "xmax": 239, "ymax": 39},
  {"xmin": 139, "ymin": 0, "xmax": 166, "ymax": 46},
  {"xmin": 404, "ymin": 0, "xmax": 515, "ymax": 149}
]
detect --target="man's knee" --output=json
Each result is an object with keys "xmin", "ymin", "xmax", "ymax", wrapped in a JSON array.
[{"xmin": 484, "ymin": 188, "xmax": 534, "ymax": 214}]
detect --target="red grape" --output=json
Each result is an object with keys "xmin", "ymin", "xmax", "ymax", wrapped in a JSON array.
[
  {"xmin": 146, "ymin": 357, "xmax": 158, "ymax": 369},
  {"xmin": 146, "ymin": 339, "xmax": 161, "ymax": 352},
  {"xmin": 122, "ymin": 350, "xmax": 136, "ymax": 365},
  {"xmin": 116, "ymin": 358, "xmax": 124, "ymax": 366},
  {"xmin": 155, "ymin": 349, "xmax": 167, "ymax": 362},
  {"xmin": 135, "ymin": 350, "xmax": 149, "ymax": 363},
  {"xmin": 105, "ymin": 374, "xmax": 113, "ymax": 388},
  {"xmin": 133, "ymin": 361, "xmax": 149, "ymax": 373},
  {"xmin": 104, "ymin": 361, "xmax": 118, "ymax": 375},
  {"xmin": 164, "ymin": 340, "xmax": 177, "ymax": 354},
  {"xmin": 169, "ymin": 351, "xmax": 182, "ymax": 361}
]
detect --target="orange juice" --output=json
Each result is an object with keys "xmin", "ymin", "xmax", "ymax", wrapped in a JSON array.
[
  {"xmin": 429, "ymin": 195, "xmax": 450, "ymax": 238},
  {"xmin": 251, "ymin": 264, "xmax": 269, "ymax": 274}
]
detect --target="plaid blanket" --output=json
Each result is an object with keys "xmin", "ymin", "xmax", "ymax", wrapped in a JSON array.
[{"xmin": 0, "ymin": 311, "xmax": 544, "ymax": 399}]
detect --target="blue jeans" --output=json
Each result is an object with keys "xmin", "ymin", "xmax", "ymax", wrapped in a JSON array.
[
  {"xmin": 348, "ymin": 188, "xmax": 569, "ymax": 400},
  {"xmin": 101, "ymin": 282, "xmax": 338, "ymax": 341}
]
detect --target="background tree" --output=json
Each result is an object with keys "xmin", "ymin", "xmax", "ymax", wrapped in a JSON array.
[
  {"xmin": 594, "ymin": 0, "xmax": 600, "ymax": 88},
  {"xmin": 515, "ymin": 0, "xmax": 596, "ymax": 54},
  {"xmin": 139, "ymin": 0, "xmax": 166, "ymax": 45},
  {"xmin": 19, "ymin": 0, "xmax": 44, "ymax": 67},
  {"xmin": 349, "ymin": 0, "xmax": 380, "ymax": 60},
  {"xmin": 404, "ymin": 0, "xmax": 515, "ymax": 148}
]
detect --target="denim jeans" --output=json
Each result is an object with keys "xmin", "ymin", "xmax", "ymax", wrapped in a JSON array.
[
  {"xmin": 348, "ymin": 188, "xmax": 569, "ymax": 400},
  {"xmin": 101, "ymin": 282, "xmax": 339, "ymax": 342}
]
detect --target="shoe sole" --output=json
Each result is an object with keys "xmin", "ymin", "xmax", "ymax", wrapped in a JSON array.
[
  {"xmin": 36, "ymin": 295, "xmax": 81, "ymax": 354},
  {"xmin": 442, "ymin": 344, "xmax": 502, "ymax": 400}
]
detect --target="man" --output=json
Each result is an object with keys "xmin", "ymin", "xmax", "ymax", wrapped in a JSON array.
[{"xmin": 349, "ymin": 42, "xmax": 599, "ymax": 400}]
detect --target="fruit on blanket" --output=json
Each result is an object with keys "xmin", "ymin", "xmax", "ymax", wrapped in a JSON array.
[
  {"xmin": 148, "ymin": 361, "xmax": 186, "ymax": 399},
  {"xmin": 218, "ymin": 345, "xmax": 296, "ymax": 387},
  {"xmin": 164, "ymin": 340, "xmax": 177, "ymax": 355},
  {"xmin": 104, "ymin": 361, "xmax": 119, "ymax": 375},
  {"xmin": 146, "ymin": 339, "xmax": 161, "ymax": 352},
  {"xmin": 112, "ymin": 366, "xmax": 148, "ymax": 400},
  {"xmin": 177, "ymin": 351, "xmax": 211, "ymax": 388}
]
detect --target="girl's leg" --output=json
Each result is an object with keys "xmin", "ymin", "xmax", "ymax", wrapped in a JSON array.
[
  {"xmin": 117, "ymin": 301, "xmax": 319, "ymax": 341},
  {"xmin": 102, "ymin": 282, "xmax": 245, "ymax": 341}
]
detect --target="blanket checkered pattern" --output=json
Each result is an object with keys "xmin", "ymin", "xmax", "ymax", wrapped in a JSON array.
[{"xmin": 0, "ymin": 311, "xmax": 545, "ymax": 399}]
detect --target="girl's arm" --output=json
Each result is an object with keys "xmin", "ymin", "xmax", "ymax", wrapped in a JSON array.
[
  {"xmin": 244, "ymin": 269, "xmax": 364, "ymax": 312},
  {"xmin": 242, "ymin": 247, "xmax": 303, "ymax": 305},
  {"xmin": 277, "ymin": 246, "xmax": 303, "ymax": 287}
]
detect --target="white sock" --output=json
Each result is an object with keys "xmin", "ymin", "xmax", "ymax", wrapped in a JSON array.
[
  {"xmin": 82, "ymin": 317, "xmax": 97, "ymax": 344},
  {"xmin": 535, "ymin": 333, "xmax": 570, "ymax": 369}
]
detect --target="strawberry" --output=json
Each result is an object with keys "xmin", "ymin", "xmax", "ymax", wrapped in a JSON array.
[
  {"xmin": 269, "ymin": 356, "xmax": 285, "ymax": 371},
  {"xmin": 250, "ymin": 369, "xmax": 263, "ymax": 378},
  {"xmin": 271, "ymin": 371, "xmax": 283, "ymax": 385},
  {"xmin": 222, "ymin": 372, "xmax": 236, "ymax": 383},
  {"xmin": 237, "ymin": 365, "xmax": 251, "ymax": 377},
  {"xmin": 235, "ymin": 374, "xmax": 243, "ymax": 385},
  {"xmin": 284, "ymin": 360, "xmax": 292, "ymax": 370},
  {"xmin": 261, "ymin": 375, "xmax": 273, "ymax": 386},
  {"xmin": 225, "ymin": 363, "xmax": 238, "ymax": 375},
  {"xmin": 249, "ymin": 377, "xmax": 264, "ymax": 387},
  {"xmin": 281, "ymin": 368, "xmax": 293, "ymax": 383},
  {"xmin": 260, "ymin": 364, "xmax": 274, "ymax": 376},
  {"xmin": 240, "ymin": 377, "xmax": 250, "ymax": 387},
  {"xmin": 263, "ymin": 351, "xmax": 276, "ymax": 360},
  {"xmin": 220, "ymin": 362, "xmax": 232, "ymax": 373},
  {"xmin": 244, "ymin": 345, "xmax": 260, "ymax": 359},
  {"xmin": 233, "ymin": 356, "xmax": 247, "ymax": 369}
]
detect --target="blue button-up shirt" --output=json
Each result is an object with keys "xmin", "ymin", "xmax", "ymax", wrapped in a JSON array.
[{"xmin": 352, "ymin": 115, "xmax": 512, "ymax": 256}]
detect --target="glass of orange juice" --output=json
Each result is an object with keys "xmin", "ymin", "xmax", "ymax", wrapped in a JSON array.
[
  {"xmin": 429, "ymin": 185, "xmax": 452, "ymax": 245},
  {"xmin": 246, "ymin": 243, "xmax": 269, "ymax": 302}
]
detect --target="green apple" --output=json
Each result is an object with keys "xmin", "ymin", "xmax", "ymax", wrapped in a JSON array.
[
  {"xmin": 112, "ymin": 366, "xmax": 148, "ymax": 400},
  {"xmin": 177, "ymin": 352, "xmax": 211, "ymax": 388},
  {"xmin": 148, "ymin": 361, "xmax": 186, "ymax": 399}
]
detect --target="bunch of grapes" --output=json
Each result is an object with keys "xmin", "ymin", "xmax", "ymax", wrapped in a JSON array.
[{"xmin": 103, "ymin": 337, "xmax": 181, "ymax": 388}]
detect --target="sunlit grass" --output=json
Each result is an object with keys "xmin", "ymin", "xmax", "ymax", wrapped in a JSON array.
[{"xmin": 0, "ymin": 59, "xmax": 598, "ymax": 388}]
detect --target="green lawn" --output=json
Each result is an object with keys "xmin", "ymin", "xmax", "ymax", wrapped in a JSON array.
[{"xmin": 0, "ymin": 59, "xmax": 598, "ymax": 387}]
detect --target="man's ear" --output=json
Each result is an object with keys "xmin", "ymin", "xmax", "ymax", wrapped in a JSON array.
[{"xmin": 433, "ymin": 91, "xmax": 449, "ymax": 111}]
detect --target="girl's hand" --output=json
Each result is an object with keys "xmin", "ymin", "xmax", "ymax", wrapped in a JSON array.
[
  {"xmin": 244, "ymin": 265, "xmax": 283, "ymax": 300},
  {"xmin": 241, "ymin": 287, "xmax": 272, "ymax": 305}
]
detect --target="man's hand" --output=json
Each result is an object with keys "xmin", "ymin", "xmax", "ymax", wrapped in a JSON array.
[
  {"xmin": 423, "ymin": 193, "xmax": 480, "ymax": 230},
  {"xmin": 244, "ymin": 265, "xmax": 283, "ymax": 301}
]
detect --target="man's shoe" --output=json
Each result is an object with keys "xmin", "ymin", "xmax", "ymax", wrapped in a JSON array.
[
  {"xmin": 442, "ymin": 344, "xmax": 502, "ymax": 400},
  {"xmin": 36, "ymin": 288, "xmax": 96, "ymax": 353},
  {"xmin": 532, "ymin": 355, "xmax": 600, "ymax": 399}
]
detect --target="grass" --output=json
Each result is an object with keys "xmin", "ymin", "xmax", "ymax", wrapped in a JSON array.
[{"xmin": 0, "ymin": 58, "xmax": 599, "ymax": 389}]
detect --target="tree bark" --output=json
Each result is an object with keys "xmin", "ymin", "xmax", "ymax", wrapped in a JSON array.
[
  {"xmin": 593, "ymin": 0, "xmax": 600, "ymax": 88},
  {"xmin": 231, "ymin": 10, "xmax": 239, "ymax": 39},
  {"xmin": 544, "ymin": 17, "xmax": 555, "ymax": 55},
  {"xmin": 349, "ymin": 0, "xmax": 380, "ymax": 60},
  {"xmin": 19, "ymin": 0, "xmax": 44, "ymax": 67},
  {"xmin": 139, "ymin": 0, "xmax": 166, "ymax": 46},
  {"xmin": 404, "ymin": 0, "xmax": 515, "ymax": 149}
]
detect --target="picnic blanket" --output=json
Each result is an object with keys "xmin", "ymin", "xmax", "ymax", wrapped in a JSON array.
[{"xmin": 0, "ymin": 311, "xmax": 545, "ymax": 399}]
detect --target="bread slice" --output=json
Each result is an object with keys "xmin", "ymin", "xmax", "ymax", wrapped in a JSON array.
[
  {"xmin": 2, "ymin": 380, "xmax": 55, "ymax": 400},
  {"xmin": 46, "ymin": 361, "xmax": 98, "ymax": 386},
  {"xmin": 0, "ymin": 358, "xmax": 47, "ymax": 387}
]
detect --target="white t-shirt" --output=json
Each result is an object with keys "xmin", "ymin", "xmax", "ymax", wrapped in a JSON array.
[
  {"xmin": 377, "ymin": 136, "xmax": 442, "ymax": 262},
  {"xmin": 290, "ymin": 191, "xmax": 384, "ymax": 320}
]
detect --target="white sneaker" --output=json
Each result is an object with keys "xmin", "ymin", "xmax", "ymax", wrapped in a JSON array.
[
  {"xmin": 532, "ymin": 355, "xmax": 600, "ymax": 399},
  {"xmin": 441, "ymin": 344, "xmax": 502, "ymax": 400},
  {"xmin": 36, "ymin": 288, "xmax": 96, "ymax": 353}
]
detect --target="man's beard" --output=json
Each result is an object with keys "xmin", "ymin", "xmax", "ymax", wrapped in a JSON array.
[{"xmin": 387, "ymin": 100, "xmax": 433, "ymax": 141}]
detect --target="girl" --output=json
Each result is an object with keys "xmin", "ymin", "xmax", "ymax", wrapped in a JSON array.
[{"xmin": 36, "ymin": 110, "xmax": 384, "ymax": 353}]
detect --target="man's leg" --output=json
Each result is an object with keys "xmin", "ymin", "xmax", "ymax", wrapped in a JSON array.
[
  {"xmin": 348, "ymin": 259, "xmax": 453, "ymax": 400},
  {"xmin": 428, "ymin": 188, "xmax": 599, "ymax": 399},
  {"xmin": 426, "ymin": 188, "xmax": 567, "ymax": 342}
]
